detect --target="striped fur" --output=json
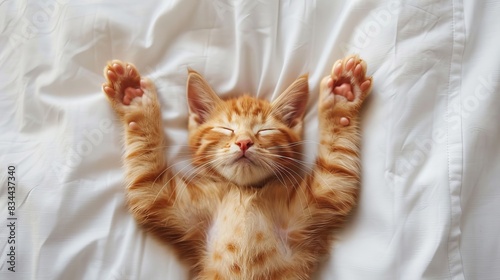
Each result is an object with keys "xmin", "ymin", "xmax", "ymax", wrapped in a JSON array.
[{"xmin": 102, "ymin": 55, "xmax": 372, "ymax": 279}]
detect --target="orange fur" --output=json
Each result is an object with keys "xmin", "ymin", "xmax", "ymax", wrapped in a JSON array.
[{"xmin": 102, "ymin": 55, "xmax": 372, "ymax": 279}]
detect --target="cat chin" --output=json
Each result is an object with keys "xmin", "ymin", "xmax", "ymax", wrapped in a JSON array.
[
  {"xmin": 217, "ymin": 165, "xmax": 272, "ymax": 187},
  {"xmin": 232, "ymin": 156, "xmax": 254, "ymax": 165}
]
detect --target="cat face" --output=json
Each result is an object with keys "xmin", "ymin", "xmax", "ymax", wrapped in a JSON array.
[{"xmin": 187, "ymin": 70, "xmax": 309, "ymax": 186}]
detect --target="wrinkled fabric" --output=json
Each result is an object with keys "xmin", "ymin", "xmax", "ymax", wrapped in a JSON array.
[{"xmin": 1, "ymin": 1, "xmax": 499, "ymax": 279}]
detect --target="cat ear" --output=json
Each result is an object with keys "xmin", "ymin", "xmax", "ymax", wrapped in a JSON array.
[
  {"xmin": 186, "ymin": 69, "xmax": 222, "ymax": 124},
  {"xmin": 271, "ymin": 74, "xmax": 309, "ymax": 127}
]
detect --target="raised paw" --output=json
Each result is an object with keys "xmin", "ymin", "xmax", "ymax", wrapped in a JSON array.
[
  {"xmin": 319, "ymin": 55, "xmax": 373, "ymax": 126},
  {"xmin": 102, "ymin": 60, "xmax": 159, "ymax": 129},
  {"xmin": 327, "ymin": 55, "xmax": 372, "ymax": 103},
  {"xmin": 102, "ymin": 60, "xmax": 145, "ymax": 106}
]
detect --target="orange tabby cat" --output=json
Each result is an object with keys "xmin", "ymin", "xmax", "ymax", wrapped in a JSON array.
[{"xmin": 102, "ymin": 55, "xmax": 372, "ymax": 280}]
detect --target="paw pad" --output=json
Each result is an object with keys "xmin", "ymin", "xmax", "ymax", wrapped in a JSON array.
[
  {"xmin": 327, "ymin": 55, "xmax": 372, "ymax": 103},
  {"xmin": 102, "ymin": 60, "xmax": 143, "ymax": 106}
]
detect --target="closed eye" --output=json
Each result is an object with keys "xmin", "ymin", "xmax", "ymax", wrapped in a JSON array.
[
  {"xmin": 257, "ymin": 128, "xmax": 279, "ymax": 136},
  {"xmin": 212, "ymin": 126, "xmax": 234, "ymax": 135}
]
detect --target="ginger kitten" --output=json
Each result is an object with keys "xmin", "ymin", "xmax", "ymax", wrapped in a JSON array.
[{"xmin": 102, "ymin": 55, "xmax": 372, "ymax": 279}]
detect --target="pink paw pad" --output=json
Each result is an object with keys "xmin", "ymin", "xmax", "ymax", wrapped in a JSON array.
[
  {"xmin": 340, "ymin": 117, "xmax": 350, "ymax": 126},
  {"xmin": 327, "ymin": 77, "xmax": 355, "ymax": 101},
  {"xmin": 102, "ymin": 60, "xmax": 142, "ymax": 106},
  {"xmin": 123, "ymin": 87, "xmax": 144, "ymax": 105},
  {"xmin": 328, "ymin": 56, "xmax": 371, "ymax": 102},
  {"xmin": 129, "ymin": 122, "xmax": 139, "ymax": 130},
  {"xmin": 323, "ymin": 55, "xmax": 373, "ymax": 127}
]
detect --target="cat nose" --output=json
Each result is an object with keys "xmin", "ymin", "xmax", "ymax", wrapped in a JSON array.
[{"xmin": 236, "ymin": 138, "xmax": 253, "ymax": 152}]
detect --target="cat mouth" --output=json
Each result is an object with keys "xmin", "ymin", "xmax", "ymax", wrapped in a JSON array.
[{"xmin": 234, "ymin": 155, "xmax": 254, "ymax": 165}]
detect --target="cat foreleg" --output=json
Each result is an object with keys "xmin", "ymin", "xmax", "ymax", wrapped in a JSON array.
[
  {"xmin": 309, "ymin": 54, "xmax": 372, "ymax": 230},
  {"xmin": 102, "ymin": 62, "xmax": 205, "ymax": 263}
]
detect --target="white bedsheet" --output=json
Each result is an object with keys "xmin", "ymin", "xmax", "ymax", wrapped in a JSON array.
[{"xmin": 1, "ymin": 1, "xmax": 499, "ymax": 279}]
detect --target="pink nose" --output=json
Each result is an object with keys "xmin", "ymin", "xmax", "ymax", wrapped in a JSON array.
[{"xmin": 236, "ymin": 139, "xmax": 253, "ymax": 152}]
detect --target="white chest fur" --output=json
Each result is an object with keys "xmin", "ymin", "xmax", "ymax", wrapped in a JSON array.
[{"xmin": 204, "ymin": 187, "xmax": 292, "ymax": 276}]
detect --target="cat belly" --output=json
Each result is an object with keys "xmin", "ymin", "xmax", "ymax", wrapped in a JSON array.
[{"xmin": 203, "ymin": 191, "xmax": 292, "ymax": 278}]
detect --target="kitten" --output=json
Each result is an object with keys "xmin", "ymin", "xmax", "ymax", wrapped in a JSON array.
[{"xmin": 102, "ymin": 55, "xmax": 372, "ymax": 280}]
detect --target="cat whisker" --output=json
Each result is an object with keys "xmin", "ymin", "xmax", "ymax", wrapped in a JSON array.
[
  {"xmin": 258, "ymin": 159, "xmax": 288, "ymax": 187},
  {"xmin": 151, "ymin": 153, "xmax": 225, "ymax": 204},
  {"xmin": 261, "ymin": 154, "xmax": 313, "ymax": 172},
  {"xmin": 148, "ymin": 155, "xmax": 212, "ymax": 190},
  {"xmin": 171, "ymin": 157, "xmax": 228, "ymax": 206},
  {"xmin": 261, "ymin": 159, "xmax": 312, "ymax": 216},
  {"xmin": 266, "ymin": 140, "xmax": 319, "ymax": 150},
  {"xmin": 255, "ymin": 153, "xmax": 320, "ymax": 214},
  {"xmin": 266, "ymin": 154, "xmax": 347, "ymax": 210}
]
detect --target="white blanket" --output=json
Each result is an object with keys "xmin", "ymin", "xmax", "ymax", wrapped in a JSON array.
[{"xmin": 1, "ymin": 1, "xmax": 499, "ymax": 279}]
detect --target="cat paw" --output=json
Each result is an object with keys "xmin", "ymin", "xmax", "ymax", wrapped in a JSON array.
[
  {"xmin": 326, "ymin": 54, "xmax": 372, "ymax": 103},
  {"xmin": 102, "ymin": 60, "xmax": 159, "ymax": 130},
  {"xmin": 319, "ymin": 55, "xmax": 372, "ymax": 126},
  {"xmin": 103, "ymin": 60, "xmax": 142, "ymax": 105},
  {"xmin": 102, "ymin": 60, "xmax": 157, "ymax": 113}
]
